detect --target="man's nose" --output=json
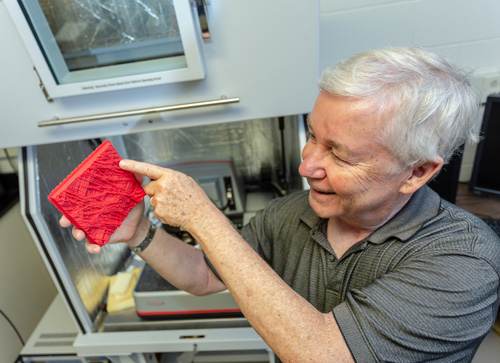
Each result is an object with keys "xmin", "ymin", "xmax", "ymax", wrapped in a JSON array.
[{"xmin": 299, "ymin": 147, "xmax": 327, "ymax": 179}]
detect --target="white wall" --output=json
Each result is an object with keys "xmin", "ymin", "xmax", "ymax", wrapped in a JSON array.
[
  {"xmin": 0, "ymin": 203, "xmax": 57, "ymax": 362},
  {"xmin": 0, "ymin": 148, "xmax": 18, "ymax": 174},
  {"xmin": 319, "ymin": 0, "xmax": 500, "ymax": 181}
]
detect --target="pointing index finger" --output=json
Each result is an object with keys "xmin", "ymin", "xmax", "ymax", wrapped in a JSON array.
[{"xmin": 119, "ymin": 159, "xmax": 166, "ymax": 180}]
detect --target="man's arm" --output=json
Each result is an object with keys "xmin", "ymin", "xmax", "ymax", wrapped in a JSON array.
[
  {"xmin": 123, "ymin": 160, "xmax": 355, "ymax": 362},
  {"xmin": 129, "ymin": 215, "xmax": 227, "ymax": 296},
  {"xmin": 194, "ymin": 209, "xmax": 354, "ymax": 362},
  {"xmin": 60, "ymin": 212, "xmax": 226, "ymax": 296}
]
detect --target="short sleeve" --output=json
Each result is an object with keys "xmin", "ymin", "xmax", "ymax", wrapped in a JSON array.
[{"xmin": 333, "ymin": 252, "xmax": 500, "ymax": 362}]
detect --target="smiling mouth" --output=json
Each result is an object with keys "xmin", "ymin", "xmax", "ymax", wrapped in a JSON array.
[{"xmin": 312, "ymin": 188, "xmax": 335, "ymax": 195}]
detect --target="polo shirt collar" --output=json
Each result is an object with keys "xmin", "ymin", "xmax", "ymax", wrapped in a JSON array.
[
  {"xmin": 300, "ymin": 194, "xmax": 321, "ymax": 229},
  {"xmin": 299, "ymin": 186, "xmax": 441, "ymax": 244},
  {"xmin": 367, "ymin": 185, "xmax": 441, "ymax": 244}
]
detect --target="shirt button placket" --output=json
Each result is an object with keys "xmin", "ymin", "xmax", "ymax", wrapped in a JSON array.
[{"xmin": 326, "ymin": 255, "xmax": 342, "ymax": 305}]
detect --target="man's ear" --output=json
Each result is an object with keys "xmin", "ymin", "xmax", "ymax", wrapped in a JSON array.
[{"xmin": 399, "ymin": 157, "xmax": 444, "ymax": 195}]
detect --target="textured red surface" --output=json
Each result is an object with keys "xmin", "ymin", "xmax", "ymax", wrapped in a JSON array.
[{"xmin": 48, "ymin": 140, "xmax": 145, "ymax": 246}]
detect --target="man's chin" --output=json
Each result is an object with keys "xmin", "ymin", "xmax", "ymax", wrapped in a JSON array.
[{"xmin": 308, "ymin": 191, "xmax": 338, "ymax": 218}]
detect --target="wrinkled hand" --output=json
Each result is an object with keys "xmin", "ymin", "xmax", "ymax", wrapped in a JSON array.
[
  {"xmin": 119, "ymin": 159, "xmax": 214, "ymax": 231},
  {"xmin": 59, "ymin": 200, "xmax": 146, "ymax": 254}
]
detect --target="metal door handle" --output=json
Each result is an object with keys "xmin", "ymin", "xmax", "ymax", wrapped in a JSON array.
[{"xmin": 38, "ymin": 96, "xmax": 239, "ymax": 127}]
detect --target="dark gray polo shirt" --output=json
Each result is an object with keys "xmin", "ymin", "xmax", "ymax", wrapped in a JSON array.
[{"xmin": 240, "ymin": 186, "xmax": 500, "ymax": 362}]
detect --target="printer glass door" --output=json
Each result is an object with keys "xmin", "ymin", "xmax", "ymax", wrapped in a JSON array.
[{"xmin": 20, "ymin": 0, "xmax": 186, "ymax": 85}]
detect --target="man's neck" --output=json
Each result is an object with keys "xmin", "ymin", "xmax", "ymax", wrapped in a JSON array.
[
  {"xmin": 326, "ymin": 194, "xmax": 412, "ymax": 258},
  {"xmin": 326, "ymin": 218, "xmax": 372, "ymax": 258}
]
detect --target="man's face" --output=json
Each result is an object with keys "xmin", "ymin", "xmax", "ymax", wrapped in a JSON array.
[{"xmin": 298, "ymin": 92, "xmax": 411, "ymax": 228}]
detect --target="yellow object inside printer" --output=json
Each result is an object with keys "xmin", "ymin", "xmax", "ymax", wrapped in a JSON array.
[{"xmin": 107, "ymin": 268, "xmax": 141, "ymax": 315}]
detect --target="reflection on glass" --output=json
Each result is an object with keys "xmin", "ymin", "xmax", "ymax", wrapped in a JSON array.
[
  {"xmin": 35, "ymin": 140, "xmax": 132, "ymax": 324},
  {"xmin": 111, "ymin": 116, "xmax": 304, "ymax": 192},
  {"xmin": 30, "ymin": 117, "xmax": 303, "ymax": 327},
  {"xmin": 21, "ymin": 0, "xmax": 186, "ymax": 84}
]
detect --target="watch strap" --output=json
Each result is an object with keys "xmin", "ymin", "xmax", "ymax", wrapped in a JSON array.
[{"xmin": 131, "ymin": 222, "xmax": 157, "ymax": 253}]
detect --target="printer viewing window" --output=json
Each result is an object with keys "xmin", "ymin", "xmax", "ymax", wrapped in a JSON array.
[{"xmin": 4, "ymin": 0, "xmax": 205, "ymax": 98}]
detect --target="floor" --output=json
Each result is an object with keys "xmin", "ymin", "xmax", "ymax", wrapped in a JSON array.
[
  {"xmin": 455, "ymin": 183, "xmax": 500, "ymax": 219},
  {"xmin": 455, "ymin": 183, "xmax": 500, "ymax": 362},
  {"xmin": 473, "ymin": 330, "xmax": 500, "ymax": 362}
]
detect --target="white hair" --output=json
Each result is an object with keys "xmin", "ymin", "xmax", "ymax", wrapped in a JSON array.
[{"xmin": 318, "ymin": 46, "xmax": 481, "ymax": 170}]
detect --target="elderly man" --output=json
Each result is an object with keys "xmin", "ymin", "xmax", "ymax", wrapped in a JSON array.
[{"xmin": 62, "ymin": 47, "xmax": 500, "ymax": 362}]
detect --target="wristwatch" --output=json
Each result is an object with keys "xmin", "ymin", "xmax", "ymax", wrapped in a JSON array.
[{"xmin": 130, "ymin": 222, "xmax": 157, "ymax": 253}]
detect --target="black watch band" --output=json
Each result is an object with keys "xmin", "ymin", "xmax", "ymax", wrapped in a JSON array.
[{"xmin": 131, "ymin": 222, "xmax": 157, "ymax": 253}]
